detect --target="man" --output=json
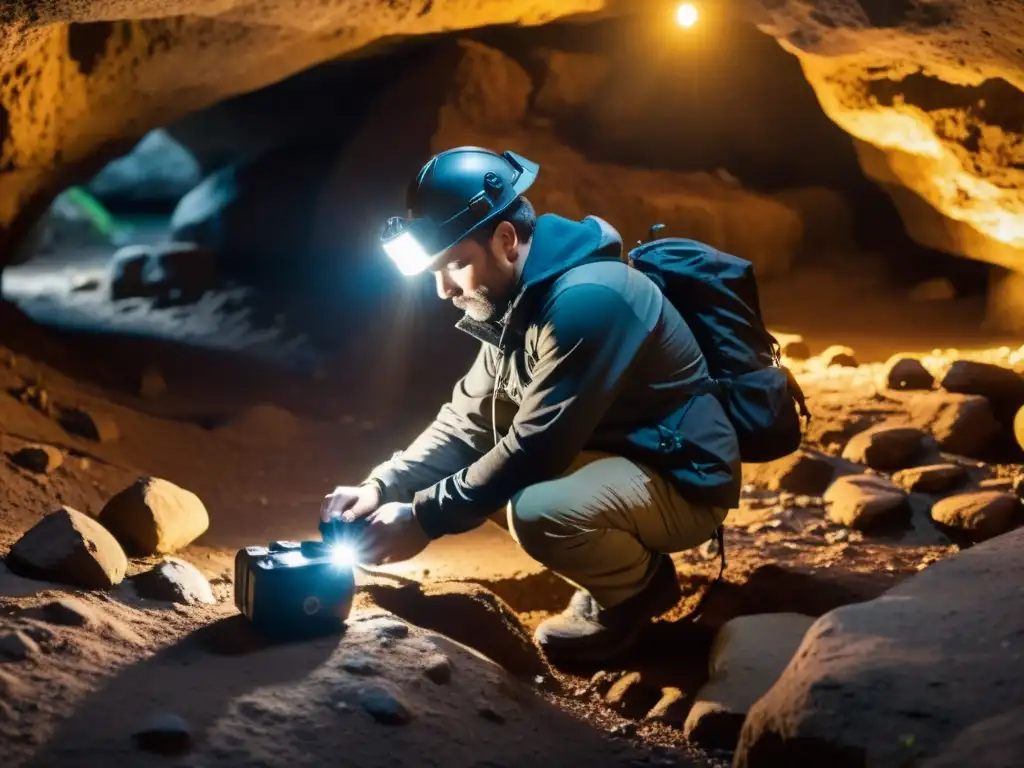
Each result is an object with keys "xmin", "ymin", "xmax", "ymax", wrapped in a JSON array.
[{"xmin": 321, "ymin": 146, "xmax": 741, "ymax": 663}]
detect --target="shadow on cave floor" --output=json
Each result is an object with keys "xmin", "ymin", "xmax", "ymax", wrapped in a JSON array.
[{"xmin": 21, "ymin": 615, "xmax": 341, "ymax": 768}]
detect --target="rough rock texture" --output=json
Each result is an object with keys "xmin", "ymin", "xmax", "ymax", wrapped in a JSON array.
[
  {"xmin": 906, "ymin": 392, "xmax": 1002, "ymax": 457},
  {"xmin": 919, "ymin": 707, "xmax": 1024, "ymax": 768},
  {"xmin": 743, "ymin": 450, "xmax": 838, "ymax": 496},
  {"xmin": 734, "ymin": 526, "xmax": 1024, "ymax": 768},
  {"xmin": 881, "ymin": 355, "xmax": 934, "ymax": 391},
  {"xmin": 823, "ymin": 474, "xmax": 907, "ymax": 530},
  {"xmin": 840, "ymin": 424, "xmax": 926, "ymax": 470},
  {"xmin": 930, "ymin": 491, "xmax": 1020, "ymax": 541},
  {"xmin": 747, "ymin": 1, "xmax": 1024, "ymax": 286},
  {"xmin": 98, "ymin": 477, "xmax": 210, "ymax": 555},
  {"xmin": 820, "ymin": 345, "xmax": 858, "ymax": 368},
  {"xmin": 6, "ymin": 506, "xmax": 127, "ymax": 589},
  {"xmin": 939, "ymin": 360, "xmax": 1024, "ymax": 422},
  {"xmin": 683, "ymin": 613, "xmax": 816, "ymax": 751},
  {"xmin": 891, "ymin": 463, "xmax": 966, "ymax": 494},
  {"xmin": 132, "ymin": 557, "xmax": 216, "ymax": 605},
  {"xmin": 8, "ymin": 444, "xmax": 62, "ymax": 474}
]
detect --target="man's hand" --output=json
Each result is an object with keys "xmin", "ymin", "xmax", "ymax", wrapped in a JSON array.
[
  {"xmin": 357, "ymin": 502, "xmax": 430, "ymax": 565},
  {"xmin": 320, "ymin": 484, "xmax": 381, "ymax": 523}
]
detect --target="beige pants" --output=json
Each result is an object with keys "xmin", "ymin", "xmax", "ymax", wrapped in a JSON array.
[{"xmin": 491, "ymin": 451, "xmax": 728, "ymax": 609}]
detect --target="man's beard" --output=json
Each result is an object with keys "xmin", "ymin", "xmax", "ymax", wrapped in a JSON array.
[{"xmin": 453, "ymin": 289, "xmax": 508, "ymax": 323}]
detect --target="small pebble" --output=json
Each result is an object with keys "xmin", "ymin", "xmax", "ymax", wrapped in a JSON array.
[
  {"xmin": 423, "ymin": 653, "xmax": 453, "ymax": 685},
  {"xmin": 133, "ymin": 713, "xmax": 192, "ymax": 755},
  {"xmin": 342, "ymin": 654, "xmax": 380, "ymax": 676},
  {"xmin": 360, "ymin": 686, "xmax": 412, "ymax": 725},
  {"xmin": 371, "ymin": 619, "xmax": 410, "ymax": 639}
]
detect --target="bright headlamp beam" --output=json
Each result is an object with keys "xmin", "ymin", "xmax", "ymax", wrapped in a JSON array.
[
  {"xmin": 383, "ymin": 231, "xmax": 433, "ymax": 276},
  {"xmin": 330, "ymin": 543, "xmax": 359, "ymax": 569}
]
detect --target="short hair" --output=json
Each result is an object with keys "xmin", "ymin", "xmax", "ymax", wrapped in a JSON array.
[{"xmin": 468, "ymin": 195, "xmax": 536, "ymax": 246}]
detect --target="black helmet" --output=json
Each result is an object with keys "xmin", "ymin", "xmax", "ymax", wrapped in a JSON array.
[{"xmin": 381, "ymin": 147, "xmax": 539, "ymax": 276}]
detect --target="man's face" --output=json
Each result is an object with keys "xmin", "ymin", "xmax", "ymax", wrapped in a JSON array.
[{"xmin": 430, "ymin": 221, "xmax": 520, "ymax": 323}]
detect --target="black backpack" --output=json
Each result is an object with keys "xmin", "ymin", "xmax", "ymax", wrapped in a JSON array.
[{"xmin": 627, "ymin": 225, "xmax": 811, "ymax": 464}]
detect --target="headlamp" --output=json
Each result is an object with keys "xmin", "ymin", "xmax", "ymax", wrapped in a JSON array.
[{"xmin": 380, "ymin": 217, "xmax": 440, "ymax": 277}]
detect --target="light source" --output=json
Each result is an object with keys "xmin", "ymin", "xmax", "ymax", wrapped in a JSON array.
[{"xmin": 676, "ymin": 2, "xmax": 699, "ymax": 28}]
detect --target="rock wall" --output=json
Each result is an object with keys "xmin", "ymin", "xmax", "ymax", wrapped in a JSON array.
[{"xmin": 745, "ymin": 0, "xmax": 1024, "ymax": 277}]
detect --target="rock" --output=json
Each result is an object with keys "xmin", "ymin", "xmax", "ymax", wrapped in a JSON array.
[
  {"xmin": 891, "ymin": 464, "xmax": 967, "ymax": 494},
  {"xmin": 110, "ymin": 241, "xmax": 219, "ymax": 307},
  {"xmin": 780, "ymin": 338, "xmax": 811, "ymax": 360},
  {"xmin": 21, "ymin": 596, "xmax": 144, "ymax": 645},
  {"xmin": 422, "ymin": 654, "xmax": 452, "ymax": 685},
  {"xmin": 98, "ymin": 477, "xmax": 209, "ymax": 556},
  {"xmin": 9, "ymin": 444, "xmax": 63, "ymax": 474},
  {"xmin": 604, "ymin": 671, "xmax": 661, "ymax": 719},
  {"xmin": 823, "ymin": 474, "xmax": 907, "ymax": 530},
  {"xmin": 364, "ymin": 617, "xmax": 409, "ymax": 640},
  {"xmin": 1014, "ymin": 473, "xmax": 1024, "ymax": 500},
  {"xmin": 6, "ymin": 506, "xmax": 127, "ymax": 589},
  {"xmin": 882, "ymin": 355, "xmax": 934, "ymax": 391},
  {"xmin": 930, "ymin": 491, "xmax": 1020, "ymax": 541},
  {"xmin": 920, "ymin": 707, "xmax": 1024, "ymax": 768},
  {"xmin": 747, "ymin": 450, "xmax": 836, "ymax": 496},
  {"xmin": 683, "ymin": 613, "xmax": 815, "ymax": 750},
  {"xmin": 820, "ymin": 345, "xmax": 857, "ymax": 367},
  {"xmin": 840, "ymin": 424, "xmax": 926, "ymax": 470},
  {"xmin": 530, "ymin": 49, "xmax": 611, "ymax": 118},
  {"xmin": 88, "ymin": 129, "xmax": 202, "ymax": 207},
  {"xmin": 342, "ymin": 654, "xmax": 381, "ymax": 676},
  {"xmin": 939, "ymin": 360, "xmax": 1024, "ymax": 421},
  {"xmin": 645, "ymin": 687, "xmax": 686, "ymax": 727},
  {"xmin": 359, "ymin": 685, "xmax": 412, "ymax": 725},
  {"xmin": 978, "ymin": 477, "xmax": 1014, "ymax": 492},
  {"xmin": 587, "ymin": 670, "xmax": 621, "ymax": 698},
  {"xmin": 133, "ymin": 713, "xmax": 192, "ymax": 756},
  {"xmin": 133, "ymin": 558, "xmax": 216, "ymax": 605},
  {"xmin": 908, "ymin": 277, "xmax": 956, "ymax": 302},
  {"xmin": 59, "ymin": 407, "xmax": 120, "ymax": 443},
  {"xmin": 907, "ymin": 392, "xmax": 1002, "ymax": 457},
  {"xmin": 0, "ymin": 631, "xmax": 40, "ymax": 660},
  {"xmin": 734, "ymin": 527, "xmax": 1024, "ymax": 768}
]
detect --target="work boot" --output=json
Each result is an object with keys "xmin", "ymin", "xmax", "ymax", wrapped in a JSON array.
[{"xmin": 534, "ymin": 555, "xmax": 682, "ymax": 665}]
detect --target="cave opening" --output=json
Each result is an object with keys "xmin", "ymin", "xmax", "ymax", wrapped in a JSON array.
[{"xmin": 0, "ymin": 6, "xmax": 1003, "ymax": 404}]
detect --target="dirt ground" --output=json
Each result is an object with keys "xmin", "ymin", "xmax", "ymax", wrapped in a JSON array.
[{"xmin": 0, "ymin": 258, "xmax": 1022, "ymax": 767}]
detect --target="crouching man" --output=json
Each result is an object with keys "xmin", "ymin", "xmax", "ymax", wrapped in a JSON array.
[{"xmin": 321, "ymin": 147, "xmax": 741, "ymax": 664}]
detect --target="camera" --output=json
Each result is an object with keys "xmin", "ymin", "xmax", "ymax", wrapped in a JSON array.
[{"xmin": 233, "ymin": 517, "xmax": 369, "ymax": 640}]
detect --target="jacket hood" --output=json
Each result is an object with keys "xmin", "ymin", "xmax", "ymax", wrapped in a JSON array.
[{"xmin": 454, "ymin": 214, "xmax": 625, "ymax": 347}]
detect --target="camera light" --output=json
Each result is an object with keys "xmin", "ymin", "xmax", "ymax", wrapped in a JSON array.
[
  {"xmin": 330, "ymin": 543, "xmax": 359, "ymax": 569},
  {"xmin": 383, "ymin": 231, "xmax": 433, "ymax": 276}
]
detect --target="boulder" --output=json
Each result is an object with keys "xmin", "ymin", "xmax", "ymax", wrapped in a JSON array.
[
  {"xmin": 881, "ymin": 355, "xmax": 934, "ymax": 391},
  {"xmin": 820, "ymin": 345, "xmax": 857, "ymax": 368},
  {"xmin": 530, "ymin": 49, "xmax": 612, "ymax": 118},
  {"xmin": 891, "ymin": 464, "xmax": 967, "ymax": 494},
  {"xmin": 87, "ymin": 129, "xmax": 202, "ymax": 208},
  {"xmin": 98, "ymin": 477, "xmax": 210, "ymax": 556},
  {"xmin": 840, "ymin": 424, "xmax": 926, "ymax": 471},
  {"xmin": 920, "ymin": 707, "xmax": 1024, "ymax": 768},
  {"xmin": 745, "ymin": 450, "xmax": 837, "ymax": 496},
  {"xmin": 9, "ymin": 444, "xmax": 63, "ymax": 474},
  {"xmin": 930, "ymin": 491, "xmax": 1020, "ymax": 541},
  {"xmin": 59, "ymin": 407, "xmax": 120, "ymax": 444},
  {"xmin": 133, "ymin": 558, "xmax": 216, "ymax": 605},
  {"xmin": 823, "ymin": 474, "xmax": 907, "ymax": 530},
  {"xmin": 939, "ymin": 360, "xmax": 1024, "ymax": 421},
  {"xmin": 683, "ymin": 613, "xmax": 815, "ymax": 750},
  {"xmin": 781, "ymin": 338, "xmax": 811, "ymax": 360},
  {"xmin": 110, "ymin": 241, "xmax": 219, "ymax": 307},
  {"xmin": 6, "ymin": 507, "xmax": 127, "ymax": 589},
  {"xmin": 734, "ymin": 527, "xmax": 1024, "ymax": 768},
  {"xmin": 906, "ymin": 392, "xmax": 1002, "ymax": 457}
]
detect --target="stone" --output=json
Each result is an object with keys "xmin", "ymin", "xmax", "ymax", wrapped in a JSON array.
[
  {"xmin": 734, "ymin": 527, "xmax": 1024, "ymax": 768},
  {"xmin": 133, "ymin": 713, "xmax": 192, "ymax": 756},
  {"xmin": 133, "ymin": 558, "xmax": 216, "ymax": 605},
  {"xmin": 891, "ymin": 464, "xmax": 967, "ymax": 494},
  {"xmin": 907, "ymin": 392, "xmax": 1002, "ymax": 457},
  {"xmin": 882, "ymin": 355, "xmax": 934, "ymax": 391},
  {"xmin": 748, "ymin": 450, "xmax": 836, "ymax": 496},
  {"xmin": 110, "ymin": 241, "xmax": 219, "ymax": 307},
  {"xmin": 9, "ymin": 444, "xmax": 63, "ymax": 474},
  {"xmin": 342, "ymin": 654, "xmax": 380, "ymax": 676},
  {"xmin": 840, "ymin": 424, "xmax": 926, "ymax": 470},
  {"xmin": 683, "ymin": 613, "xmax": 815, "ymax": 750},
  {"xmin": 820, "ymin": 345, "xmax": 857, "ymax": 367},
  {"xmin": 88, "ymin": 129, "xmax": 202, "ymax": 207},
  {"xmin": 359, "ymin": 686, "xmax": 412, "ymax": 725},
  {"xmin": 7, "ymin": 507, "xmax": 127, "ymax": 589},
  {"xmin": 31, "ymin": 598, "xmax": 97, "ymax": 626},
  {"xmin": 604, "ymin": 671, "xmax": 661, "ymax": 719},
  {"xmin": 645, "ymin": 687, "xmax": 686, "ymax": 727},
  {"xmin": 530, "ymin": 49, "xmax": 611, "ymax": 118},
  {"xmin": 98, "ymin": 477, "xmax": 209, "ymax": 555},
  {"xmin": 920, "ymin": 707, "xmax": 1024, "ymax": 768},
  {"xmin": 423, "ymin": 654, "xmax": 453, "ymax": 685},
  {"xmin": 930, "ymin": 491, "xmax": 1020, "ymax": 541},
  {"xmin": 365, "ymin": 618, "xmax": 409, "ymax": 640},
  {"xmin": 781, "ymin": 338, "xmax": 811, "ymax": 360},
  {"xmin": 823, "ymin": 474, "xmax": 907, "ymax": 530},
  {"xmin": 1014, "ymin": 473, "xmax": 1024, "ymax": 500},
  {"xmin": 939, "ymin": 360, "xmax": 1024, "ymax": 421},
  {"xmin": 0, "ymin": 631, "xmax": 40, "ymax": 660},
  {"xmin": 59, "ymin": 407, "xmax": 120, "ymax": 443}
]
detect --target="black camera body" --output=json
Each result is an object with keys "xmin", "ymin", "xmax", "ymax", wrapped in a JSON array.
[{"xmin": 233, "ymin": 518, "xmax": 369, "ymax": 640}]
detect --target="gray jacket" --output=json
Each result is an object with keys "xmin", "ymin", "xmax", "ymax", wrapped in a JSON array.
[{"xmin": 364, "ymin": 213, "xmax": 741, "ymax": 539}]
